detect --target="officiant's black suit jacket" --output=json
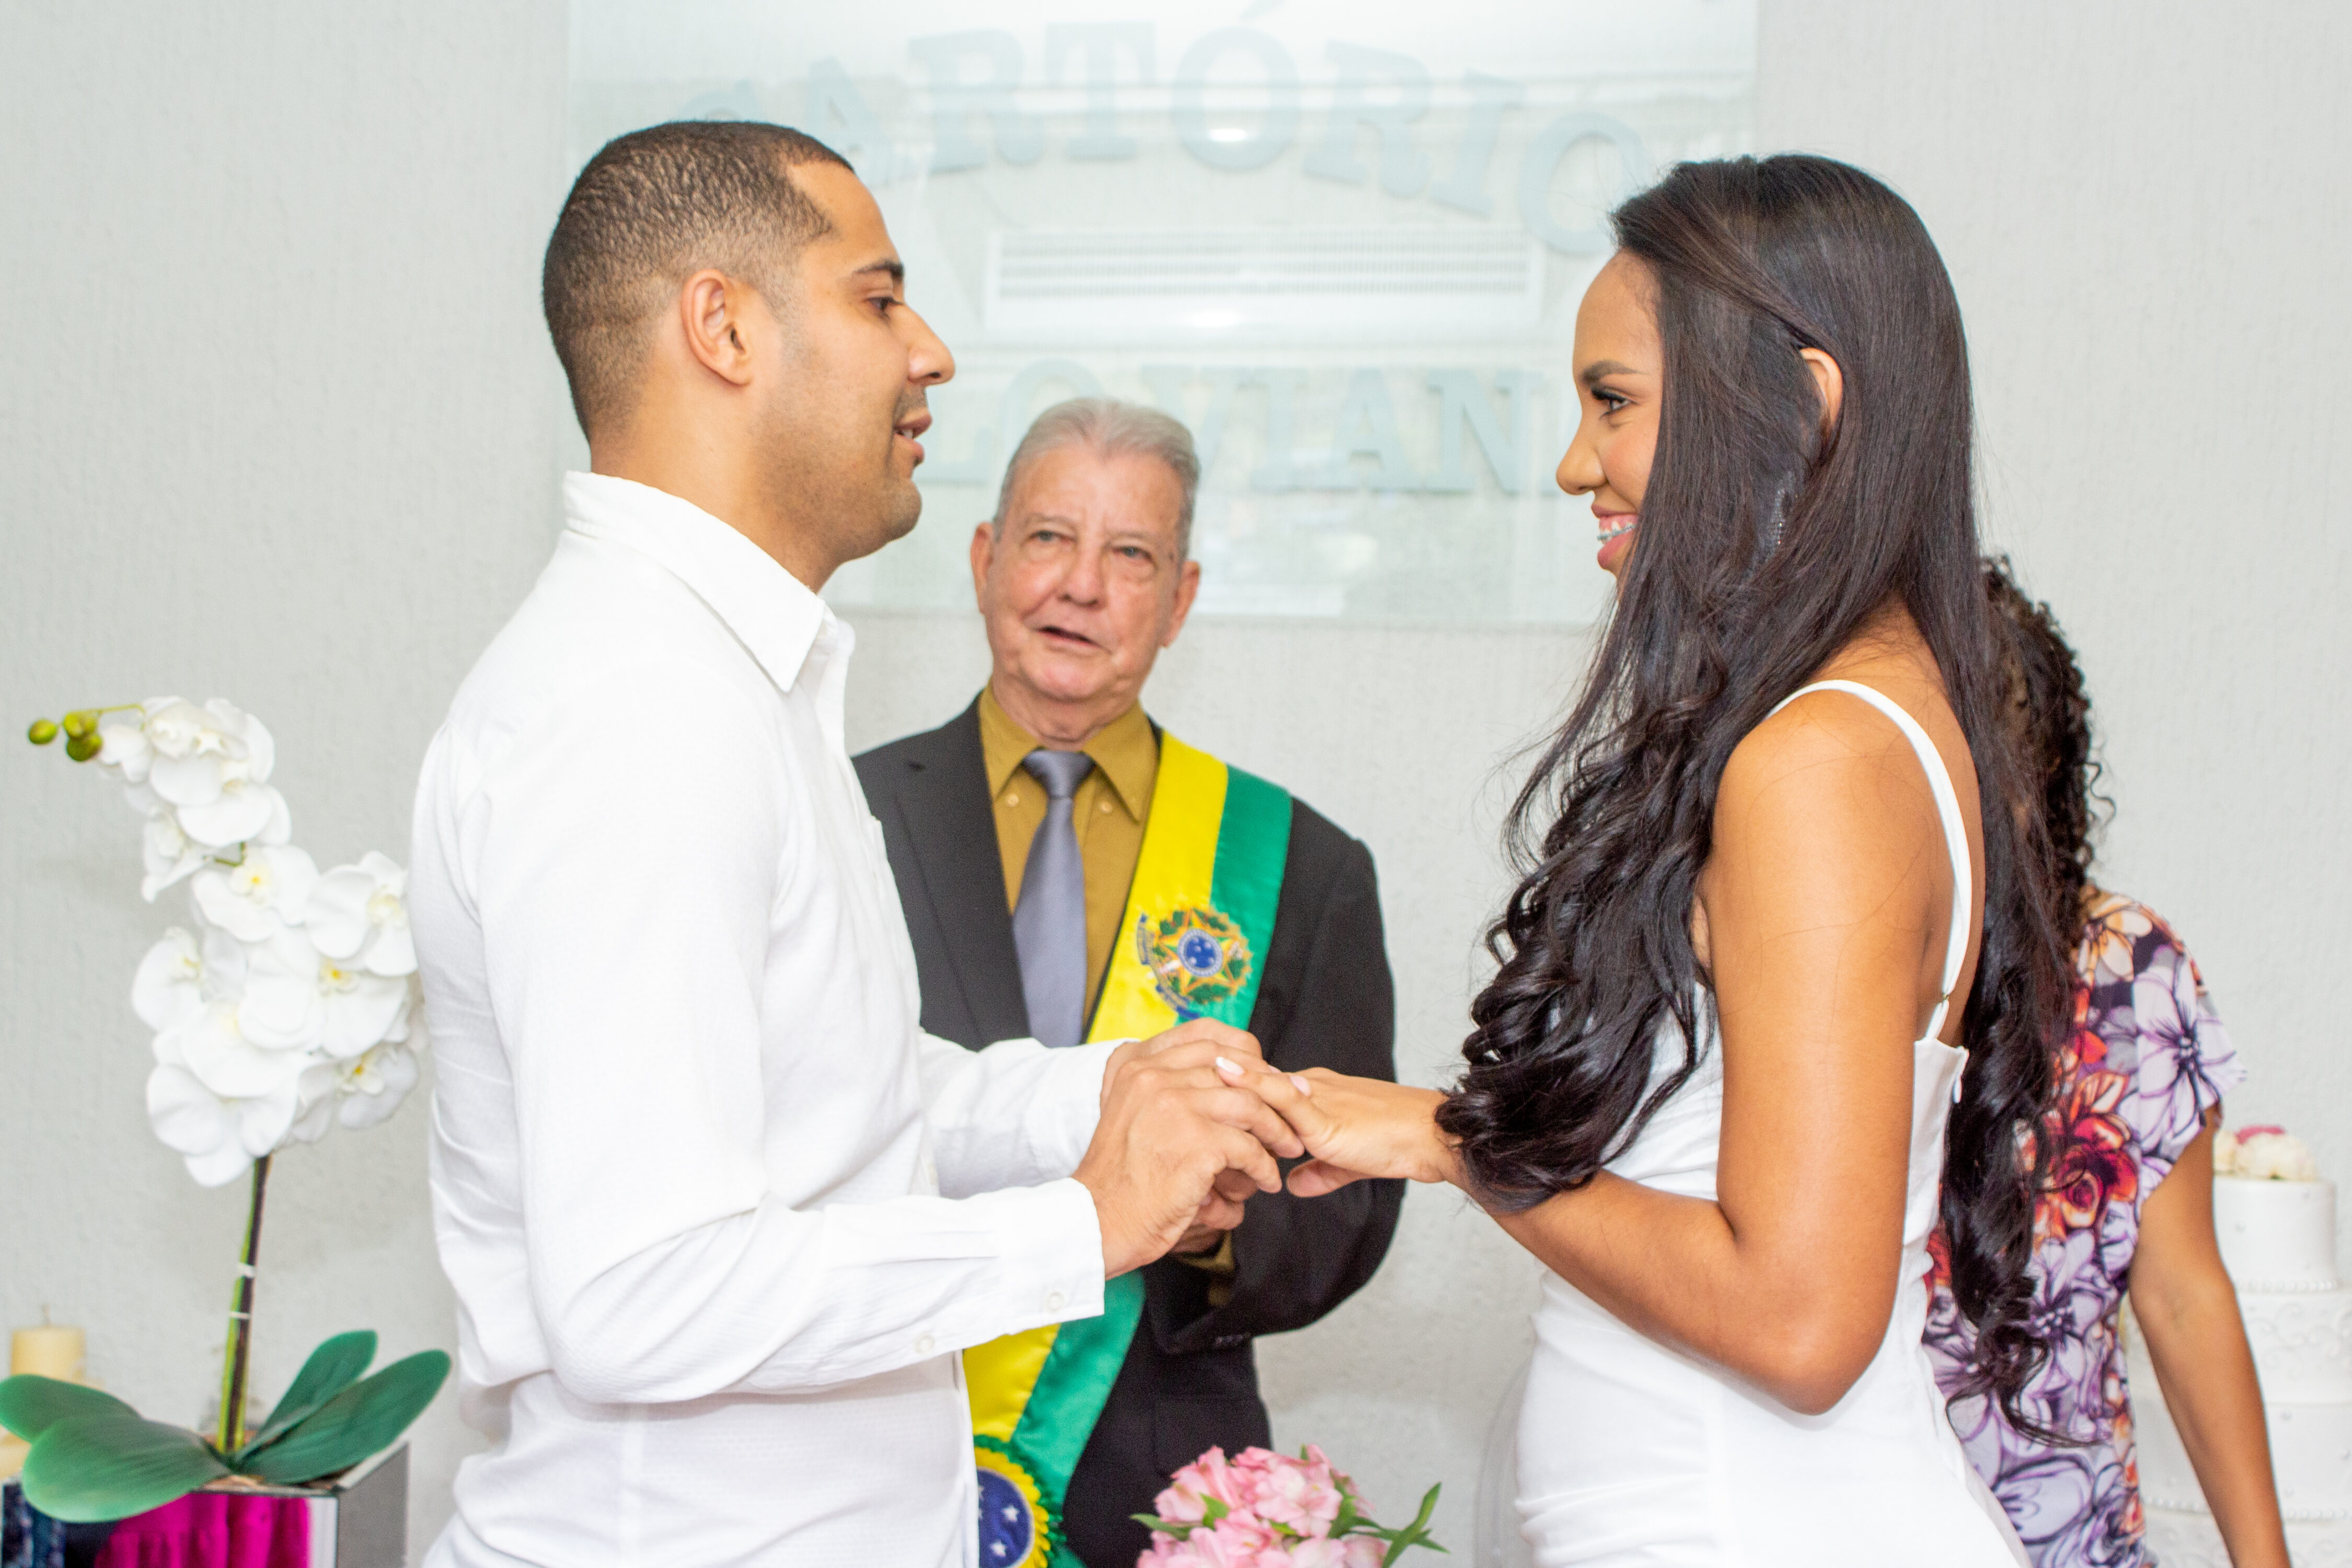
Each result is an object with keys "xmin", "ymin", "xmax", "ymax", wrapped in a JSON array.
[{"xmin": 855, "ymin": 700, "xmax": 1403, "ymax": 1568}]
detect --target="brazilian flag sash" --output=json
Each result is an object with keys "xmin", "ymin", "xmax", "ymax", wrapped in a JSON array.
[{"xmin": 967, "ymin": 734, "xmax": 1292, "ymax": 1568}]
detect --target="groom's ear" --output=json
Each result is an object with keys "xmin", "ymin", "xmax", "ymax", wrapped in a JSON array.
[{"xmin": 676, "ymin": 270, "xmax": 763, "ymax": 390}]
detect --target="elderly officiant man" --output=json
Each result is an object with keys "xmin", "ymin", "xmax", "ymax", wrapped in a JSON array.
[{"xmin": 856, "ymin": 399, "xmax": 1403, "ymax": 1568}]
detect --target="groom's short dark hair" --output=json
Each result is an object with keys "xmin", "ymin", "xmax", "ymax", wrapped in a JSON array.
[{"xmin": 544, "ymin": 121, "xmax": 853, "ymax": 440}]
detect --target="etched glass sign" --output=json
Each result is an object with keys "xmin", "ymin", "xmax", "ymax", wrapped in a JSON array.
[{"xmin": 569, "ymin": 1, "xmax": 1755, "ymax": 622}]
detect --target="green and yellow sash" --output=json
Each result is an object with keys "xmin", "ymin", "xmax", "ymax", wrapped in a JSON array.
[{"xmin": 968, "ymin": 734, "xmax": 1292, "ymax": 1568}]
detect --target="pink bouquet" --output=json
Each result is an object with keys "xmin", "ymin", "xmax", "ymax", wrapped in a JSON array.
[{"xmin": 1134, "ymin": 1444, "xmax": 1444, "ymax": 1566}]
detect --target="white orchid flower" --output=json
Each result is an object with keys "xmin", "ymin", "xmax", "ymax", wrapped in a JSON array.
[
  {"xmin": 235, "ymin": 929, "xmax": 328, "ymax": 1051},
  {"xmin": 133, "ymin": 925, "xmax": 247, "ymax": 1033},
  {"xmin": 97, "ymin": 709, "xmax": 158, "ymax": 783},
  {"xmin": 139, "ymin": 812, "xmax": 209, "ymax": 901},
  {"xmin": 159, "ymin": 1001, "xmax": 314, "ymax": 1101},
  {"xmin": 319, "ymin": 960, "xmax": 412, "ymax": 1059},
  {"xmin": 146, "ymin": 1065, "xmax": 257, "ymax": 1187},
  {"xmin": 131, "ymin": 698, "xmax": 285, "ymax": 850},
  {"xmin": 333, "ymin": 1040, "xmax": 420, "ymax": 1131},
  {"xmin": 176, "ymin": 779, "xmax": 291, "ymax": 852},
  {"xmin": 238, "ymin": 926, "xmax": 409, "ymax": 1058},
  {"xmin": 306, "ymin": 851, "xmax": 416, "ymax": 976},
  {"xmin": 285, "ymin": 1060, "xmax": 344, "ymax": 1145},
  {"xmin": 133, "ymin": 928, "xmax": 207, "ymax": 1032},
  {"xmin": 144, "ymin": 698, "xmax": 274, "ymax": 788},
  {"xmin": 145, "ymin": 1060, "xmax": 309, "ymax": 1187},
  {"xmin": 192, "ymin": 845, "xmax": 319, "ymax": 942}
]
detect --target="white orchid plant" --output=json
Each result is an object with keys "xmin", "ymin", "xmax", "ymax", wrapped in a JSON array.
[
  {"xmin": 16, "ymin": 700, "xmax": 440, "ymax": 1501},
  {"xmin": 31, "ymin": 698, "xmax": 424, "ymax": 1184}
]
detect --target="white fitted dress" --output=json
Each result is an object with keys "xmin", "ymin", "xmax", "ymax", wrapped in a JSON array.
[{"xmin": 1513, "ymin": 681, "xmax": 2029, "ymax": 1567}]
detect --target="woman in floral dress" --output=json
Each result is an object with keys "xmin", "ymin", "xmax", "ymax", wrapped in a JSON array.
[{"xmin": 1922, "ymin": 560, "xmax": 2288, "ymax": 1567}]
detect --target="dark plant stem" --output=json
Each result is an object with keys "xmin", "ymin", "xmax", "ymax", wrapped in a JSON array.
[{"xmin": 215, "ymin": 1155, "xmax": 271, "ymax": 1454}]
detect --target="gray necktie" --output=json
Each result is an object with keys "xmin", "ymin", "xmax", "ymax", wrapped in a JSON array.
[{"xmin": 1012, "ymin": 748, "xmax": 1094, "ymax": 1050}]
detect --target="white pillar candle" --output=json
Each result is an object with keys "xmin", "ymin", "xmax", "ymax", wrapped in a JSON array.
[{"xmin": 11, "ymin": 1324, "xmax": 86, "ymax": 1381}]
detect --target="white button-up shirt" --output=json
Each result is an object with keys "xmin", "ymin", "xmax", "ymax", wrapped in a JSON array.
[{"xmin": 411, "ymin": 473, "xmax": 1113, "ymax": 1568}]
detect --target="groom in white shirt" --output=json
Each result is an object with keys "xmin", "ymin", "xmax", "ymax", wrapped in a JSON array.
[{"xmin": 408, "ymin": 121, "xmax": 1299, "ymax": 1568}]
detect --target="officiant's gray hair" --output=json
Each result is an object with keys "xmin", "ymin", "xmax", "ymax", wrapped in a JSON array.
[{"xmin": 994, "ymin": 398, "xmax": 1201, "ymax": 560}]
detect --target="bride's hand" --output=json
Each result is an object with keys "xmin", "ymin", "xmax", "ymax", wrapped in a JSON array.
[{"xmin": 1213, "ymin": 1058, "xmax": 1460, "ymax": 1194}]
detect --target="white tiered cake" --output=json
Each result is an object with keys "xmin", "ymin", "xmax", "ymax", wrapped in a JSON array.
[{"xmin": 2132, "ymin": 1130, "xmax": 2352, "ymax": 1565}]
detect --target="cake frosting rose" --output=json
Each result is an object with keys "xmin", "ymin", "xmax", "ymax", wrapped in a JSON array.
[
  {"xmin": 2216, "ymin": 1123, "xmax": 2322, "ymax": 1182},
  {"xmin": 2133, "ymin": 1125, "xmax": 2352, "ymax": 1565}
]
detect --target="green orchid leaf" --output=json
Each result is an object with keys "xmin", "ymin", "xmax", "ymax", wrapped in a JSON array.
[
  {"xmin": 0, "ymin": 1375, "xmax": 138, "ymax": 1443},
  {"xmin": 20, "ymin": 1413, "xmax": 228, "ymax": 1523},
  {"xmin": 235, "ymin": 1331, "xmax": 377, "ymax": 1462},
  {"xmin": 239, "ymin": 1350, "xmax": 449, "ymax": 1484}
]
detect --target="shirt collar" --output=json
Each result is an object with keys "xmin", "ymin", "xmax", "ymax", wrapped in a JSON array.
[
  {"xmin": 977, "ymin": 687, "xmax": 1158, "ymax": 821},
  {"xmin": 561, "ymin": 471, "xmax": 832, "ymax": 695}
]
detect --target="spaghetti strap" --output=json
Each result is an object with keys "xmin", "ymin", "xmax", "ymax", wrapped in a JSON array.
[{"xmin": 1765, "ymin": 679, "xmax": 1975, "ymax": 1042}]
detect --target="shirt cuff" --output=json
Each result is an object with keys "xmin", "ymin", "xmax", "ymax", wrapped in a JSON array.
[
  {"xmin": 1025, "ymin": 1038, "xmax": 1121, "ymax": 1178},
  {"xmin": 974, "ymin": 1177, "xmax": 1106, "ymax": 1337}
]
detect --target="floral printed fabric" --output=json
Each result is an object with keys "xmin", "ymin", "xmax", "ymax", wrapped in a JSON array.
[{"xmin": 1924, "ymin": 892, "xmax": 2244, "ymax": 1568}]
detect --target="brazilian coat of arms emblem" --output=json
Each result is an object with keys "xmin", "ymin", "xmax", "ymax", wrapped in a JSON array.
[{"xmin": 1134, "ymin": 904, "xmax": 1253, "ymax": 1018}]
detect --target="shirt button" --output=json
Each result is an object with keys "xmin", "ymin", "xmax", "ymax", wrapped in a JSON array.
[
  {"xmin": 1004, "ymin": 791, "xmax": 1020, "ymax": 808},
  {"xmin": 1098, "ymin": 800, "xmax": 1112, "ymax": 813},
  {"xmin": 1046, "ymin": 1290, "xmax": 1066, "ymax": 1313},
  {"xmin": 916, "ymin": 1334, "xmax": 936, "ymax": 1357}
]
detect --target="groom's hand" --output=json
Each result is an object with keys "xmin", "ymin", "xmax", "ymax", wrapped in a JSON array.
[
  {"xmin": 1096, "ymin": 1017, "xmax": 1266, "ymax": 1106},
  {"xmin": 1074, "ymin": 1021, "xmax": 1303, "ymax": 1278}
]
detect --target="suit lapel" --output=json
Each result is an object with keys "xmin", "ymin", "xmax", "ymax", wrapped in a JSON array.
[{"xmin": 894, "ymin": 703, "xmax": 1030, "ymax": 1046}]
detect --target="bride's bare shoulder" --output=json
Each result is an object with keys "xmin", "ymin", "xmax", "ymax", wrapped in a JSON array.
[
  {"xmin": 1739, "ymin": 608, "xmax": 1961, "ymax": 782},
  {"xmin": 1713, "ymin": 623, "xmax": 1958, "ymax": 864},
  {"xmin": 1719, "ymin": 684, "xmax": 1930, "ymax": 820}
]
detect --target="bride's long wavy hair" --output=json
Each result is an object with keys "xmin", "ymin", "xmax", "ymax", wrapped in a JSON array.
[{"xmin": 1435, "ymin": 155, "xmax": 2073, "ymax": 1429}]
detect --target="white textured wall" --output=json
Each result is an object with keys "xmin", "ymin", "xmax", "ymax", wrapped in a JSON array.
[{"xmin": 3, "ymin": 3, "xmax": 2346, "ymax": 1563}]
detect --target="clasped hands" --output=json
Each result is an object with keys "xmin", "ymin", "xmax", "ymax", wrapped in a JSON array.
[{"xmin": 1071, "ymin": 1020, "xmax": 1460, "ymax": 1279}]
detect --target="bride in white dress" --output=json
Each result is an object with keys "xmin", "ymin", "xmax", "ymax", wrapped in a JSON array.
[{"xmin": 1228, "ymin": 156, "xmax": 2073, "ymax": 1566}]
